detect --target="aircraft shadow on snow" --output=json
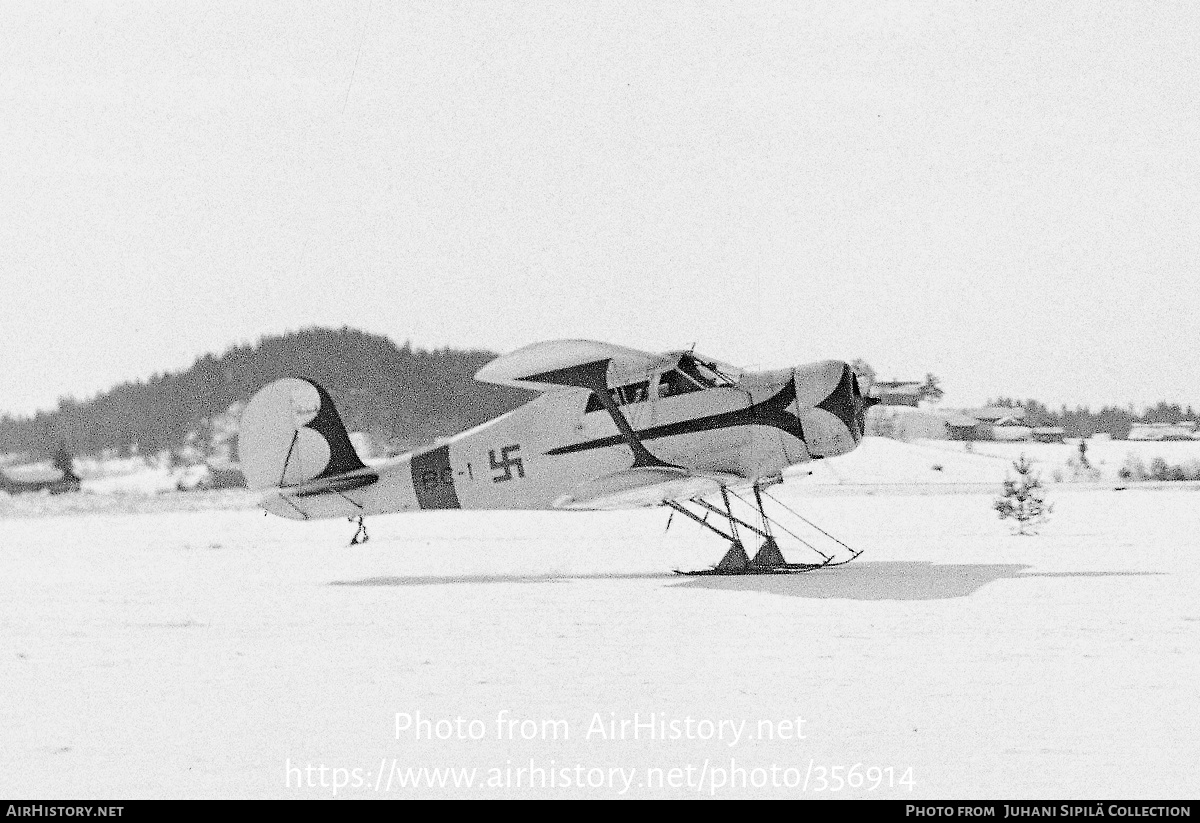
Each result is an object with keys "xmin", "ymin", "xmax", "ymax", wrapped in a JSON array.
[{"xmin": 328, "ymin": 562, "xmax": 1160, "ymax": 602}]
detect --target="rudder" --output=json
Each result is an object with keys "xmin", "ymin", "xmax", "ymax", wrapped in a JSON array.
[{"xmin": 238, "ymin": 378, "xmax": 367, "ymax": 492}]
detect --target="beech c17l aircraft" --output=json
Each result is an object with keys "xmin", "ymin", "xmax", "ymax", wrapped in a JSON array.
[{"xmin": 238, "ymin": 340, "xmax": 877, "ymax": 574}]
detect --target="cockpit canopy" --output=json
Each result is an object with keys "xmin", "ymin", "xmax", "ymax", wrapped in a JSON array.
[{"xmin": 584, "ymin": 352, "xmax": 741, "ymax": 413}]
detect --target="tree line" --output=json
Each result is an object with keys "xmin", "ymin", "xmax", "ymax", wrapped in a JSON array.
[
  {"xmin": 0, "ymin": 327, "xmax": 532, "ymax": 460},
  {"xmin": 4, "ymin": 339, "xmax": 1195, "ymax": 460}
]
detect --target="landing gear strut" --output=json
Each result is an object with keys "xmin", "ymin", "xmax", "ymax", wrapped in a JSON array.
[
  {"xmin": 349, "ymin": 516, "xmax": 369, "ymax": 545},
  {"xmin": 667, "ymin": 482, "xmax": 855, "ymax": 575},
  {"xmin": 749, "ymin": 483, "xmax": 787, "ymax": 567}
]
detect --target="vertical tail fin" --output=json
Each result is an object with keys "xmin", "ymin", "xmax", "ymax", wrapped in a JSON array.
[{"xmin": 238, "ymin": 378, "xmax": 367, "ymax": 492}]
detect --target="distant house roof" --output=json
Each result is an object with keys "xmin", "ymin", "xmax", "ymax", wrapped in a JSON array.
[
  {"xmin": 871, "ymin": 380, "xmax": 924, "ymax": 407},
  {"xmin": 0, "ymin": 463, "xmax": 63, "ymax": 484},
  {"xmin": 967, "ymin": 406, "xmax": 1026, "ymax": 422},
  {"xmin": 994, "ymin": 416, "xmax": 1029, "ymax": 427},
  {"xmin": 944, "ymin": 413, "xmax": 981, "ymax": 428},
  {"xmin": 1128, "ymin": 422, "xmax": 1198, "ymax": 440},
  {"xmin": 873, "ymin": 380, "xmax": 923, "ymax": 393}
]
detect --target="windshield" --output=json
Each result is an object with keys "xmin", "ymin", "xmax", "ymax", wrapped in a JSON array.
[{"xmin": 677, "ymin": 353, "xmax": 738, "ymax": 388}]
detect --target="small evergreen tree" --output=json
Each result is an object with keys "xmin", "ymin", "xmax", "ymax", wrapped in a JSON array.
[
  {"xmin": 917, "ymin": 372, "xmax": 944, "ymax": 404},
  {"xmin": 994, "ymin": 454, "xmax": 1052, "ymax": 535},
  {"xmin": 51, "ymin": 443, "xmax": 77, "ymax": 480}
]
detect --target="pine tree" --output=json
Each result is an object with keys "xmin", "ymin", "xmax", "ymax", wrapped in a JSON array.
[
  {"xmin": 917, "ymin": 372, "xmax": 944, "ymax": 404},
  {"xmin": 994, "ymin": 454, "xmax": 1053, "ymax": 535}
]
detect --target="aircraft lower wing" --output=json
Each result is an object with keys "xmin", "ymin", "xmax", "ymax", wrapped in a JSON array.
[{"xmin": 551, "ymin": 466, "xmax": 746, "ymax": 511}]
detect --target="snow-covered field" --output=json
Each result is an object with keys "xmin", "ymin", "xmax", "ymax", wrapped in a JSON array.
[
  {"xmin": 2, "ymin": 459, "xmax": 1198, "ymax": 799},
  {"xmin": 803, "ymin": 437, "xmax": 1200, "ymax": 487}
]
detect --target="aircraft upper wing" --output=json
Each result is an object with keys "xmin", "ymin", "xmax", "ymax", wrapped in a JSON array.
[{"xmin": 474, "ymin": 340, "xmax": 676, "ymax": 392}]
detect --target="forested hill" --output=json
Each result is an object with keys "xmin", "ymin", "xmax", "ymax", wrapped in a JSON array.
[{"xmin": 0, "ymin": 328, "xmax": 532, "ymax": 459}]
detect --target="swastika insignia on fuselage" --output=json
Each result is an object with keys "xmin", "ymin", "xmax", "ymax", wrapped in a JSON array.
[{"xmin": 489, "ymin": 445, "xmax": 524, "ymax": 483}]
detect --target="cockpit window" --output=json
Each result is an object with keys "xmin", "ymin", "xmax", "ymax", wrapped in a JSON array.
[
  {"xmin": 658, "ymin": 369, "xmax": 703, "ymax": 398},
  {"xmin": 619, "ymin": 381, "xmax": 649, "ymax": 404},
  {"xmin": 584, "ymin": 380, "xmax": 650, "ymax": 413},
  {"xmin": 585, "ymin": 354, "xmax": 738, "ymax": 411}
]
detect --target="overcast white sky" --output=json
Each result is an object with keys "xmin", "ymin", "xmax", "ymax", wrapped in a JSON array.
[{"xmin": 2, "ymin": 1, "xmax": 1197, "ymax": 416}]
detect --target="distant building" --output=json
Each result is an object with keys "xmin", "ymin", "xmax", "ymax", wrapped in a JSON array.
[
  {"xmin": 1031, "ymin": 426, "xmax": 1066, "ymax": 444},
  {"xmin": 871, "ymin": 380, "xmax": 924, "ymax": 407},
  {"xmin": 991, "ymin": 423, "xmax": 1033, "ymax": 442},
  {"xmin": 0, "ymin": 460, "xmax": 81, "ymax": 495},
  {"xmin": 1128, "ymin": 422, "xmax": 1199, "ymax": 441},
  {"xmin": 954, "ymin": 407, "xmax": 1026, "ymax": 441},
  {"xmin": 969, "ymin": 407, "xmax": 1027, "ymax": 424},
  {"xmin": 938, "ymin": 407, "xmax": 1039, "ymax": 441},
  {"xmin": 944, "ymin": 413, "xmax": 985, "ymax": 441},
  {"xmin": 866, "ymin": 403, "xmax": 1075, "ymax": 444}
]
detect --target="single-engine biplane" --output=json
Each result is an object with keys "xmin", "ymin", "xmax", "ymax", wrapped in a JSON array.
[{"xmin": 238, "ymin": 341, "xmax": 877, "ymax": 574}]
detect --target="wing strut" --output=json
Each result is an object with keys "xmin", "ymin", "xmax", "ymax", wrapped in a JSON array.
[{"xmin": 663, "ymin": 500, "xmax": 735, "ymax": 542}]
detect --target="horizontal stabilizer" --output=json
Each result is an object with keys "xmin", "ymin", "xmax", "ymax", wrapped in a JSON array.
[
  {"xmin": 254, "ymin": 465, "xmax": 381, "ymax": 520},
  {"xmin": 288, "ymin": 468, "xmax": 379, "ymax": 498}
]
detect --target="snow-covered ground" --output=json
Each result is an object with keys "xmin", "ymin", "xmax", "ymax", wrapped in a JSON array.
[
  {"xmin": 2, "ymin": 472, "xmax": 1197, "ymax": 798},
  {"xmin": 0, "ymin": 489, "xmax": 254, "ymax": 518},
  {"xmin": 801, "ymin": 437, "xmax": 1200, "ymax": 487}
]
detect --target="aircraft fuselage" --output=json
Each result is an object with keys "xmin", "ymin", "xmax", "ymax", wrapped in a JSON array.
[{"xmin": 257, "ymin": 358, "xmax": 866, "ymax": 521}]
